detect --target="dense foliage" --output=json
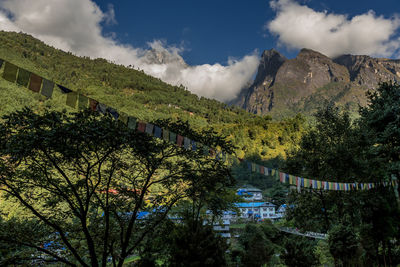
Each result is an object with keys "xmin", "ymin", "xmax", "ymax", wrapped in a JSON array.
[
  {"xmin": 284, "ymin": 83, "xmax": 400, "ymax": 266},
  {"xmin": 0, "ymin": 109, "xmax": 234, "ymax": 266}
]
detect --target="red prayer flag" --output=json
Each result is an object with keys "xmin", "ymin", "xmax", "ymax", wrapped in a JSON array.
[
  {"xmin": 177, "ymin": 135, "xmax": 184, "ymax": 146},
  {"xmin": 260, "ymin": 165, "xmax": 264, "ymax": 174},
  {"xmin": 29, "ymin": 73, "xmax": 42, "ymax": 92},
  {"xmin": 89, "ymin": 98, "xmax": 98, "ymax": 111},
  {"xmin": 137, "ymin": 122, "xmax": 146, "ymax": 132}
]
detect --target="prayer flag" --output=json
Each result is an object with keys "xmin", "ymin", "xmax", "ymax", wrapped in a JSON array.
[
  {"xmin": 58, "ymin": 84, "xmax": 72, "ymax": 94},
  {"xmin": 203, "ymin": 145, "xmax": 209, "ymax": 156},
  {"xmin": 246, "ymin": 161, "xmax": 252, "ymax": 171},
  {"xmin": 78, "ymin": 94, "xmax": 88, "ymax": 110},
  {"xmin": 285, "ymin": 173, "xmax": 290, "ymax": 183},
  {"xmin": 88, "ymin": 98, "xmax": 98, "ymax": 111},
  {"xmin": 154, "ymin": 126, "xmax": 162, "ymax": 138},
  {"xmin": 301, "ymin": 178, "xmax": 304, "ymax": 187},
  {"xmin": 29, "ymin": 73, "xmax": 42, "ymax": 93},
  {"xmin": 41, "ymin": 79, "xmax": 54, "ymax": 98},
  {"xmin": 96, "ymin": 103, "xmax": 107, "ymax": 114},
  {"xmin": 162, "ymin": 129, "xmax": 169, "ymax": 141},
  {"xmin": 260, "ymin": 165, "xmax": 264, "ymax": 174},
  {"xmin": 279, "ymin": 172, "xmax": 285, "ymax": 182},
  {"xmin": 191, "ymin": 140, "xmax": 197, "ymax": 151},
  {"xmin": 289, "ymin": 175, "xmax": 294, "ymax": 185},
  {"xmin": 169, "ymin": 132, "xmax": 177, "ymax": 143},
  {"xmin": 127, "ymin": 117, "xmax": 137, "ymax": 129},
  {"xmin": 209, "ymin": 148, "xmax": 216, "ymax": 157},
  {"xmin": 3, "ymin": 62, "xmax": 18, "ymax": 83},
  {"xmin": 251, "ymin": 163, "xmax": 256, "ymax": 172},
  {"xmin": 119, "ymin": 113, "xmax": 129, "ymax": 125},
  {"xmin": 184, "ymin": 137, "xmax": 191, "ymax": 149},
  {"xmin": 16, "ymin": 68, "xmax": 31, "ymax": 87},
  {"xmin": 107, "ymin": 107, "xmax": 119, "ymax": 120},
  {"xmin": 66, "ymin": 92, "xmax": 77, "ymax": 108},
  {"xmin": 264, "ymin": 167, "xmax": 269, "ymax": 176},
  {"xmin": 137, "ymin": 122, "xmax": 146, "ymax": 132},
  {"xmin": 145, "ymin": 123, "xmax": 154, "ymax": 134},
  {"xmin": 177, "ymin": 135, "xmax": 183, "ymax": 146}
]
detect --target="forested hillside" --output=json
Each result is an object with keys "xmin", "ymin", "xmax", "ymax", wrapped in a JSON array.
[{"xmin": 0, "ymin": 31, "xmax": 305, "ymax": 161}]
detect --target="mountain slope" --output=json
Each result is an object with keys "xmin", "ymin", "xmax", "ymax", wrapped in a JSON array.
[
  {"xmin": 233, "ymin": 48, "xmax": 400, "ymax": 118},
  {"xmin": 0, "ymin": 31, "xmax": 305, "ymax": 161}
]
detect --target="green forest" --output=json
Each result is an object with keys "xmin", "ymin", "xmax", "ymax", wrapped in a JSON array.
[{"xmin": 0, "ymin": 31, "xmax": 399, "ymax": 266}]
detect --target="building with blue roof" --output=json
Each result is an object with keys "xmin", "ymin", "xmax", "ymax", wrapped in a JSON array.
[
  {"xmin": 234, "ymin": 202, "xmax": 276, "ymax": 220},
  {"xmin": 236, "ymin": 186, "xmax": 263, "ymax": 201}
]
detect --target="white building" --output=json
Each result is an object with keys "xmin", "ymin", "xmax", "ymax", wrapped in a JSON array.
[
  {"xmin": 234, "ymin": 202, "xmax": 276, "ymax": 220},
  {"xmin": 237, "ymin": 187, "xmax": 263, "ymax": 201}
]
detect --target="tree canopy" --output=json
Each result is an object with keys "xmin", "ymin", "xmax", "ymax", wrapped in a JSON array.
[{"xmin": 0, "ymin": 108, "xmax": 234, "ymax": 266}]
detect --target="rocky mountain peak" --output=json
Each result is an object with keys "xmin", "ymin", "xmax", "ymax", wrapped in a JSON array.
[
  {"xmin": 297, "ymin": 48, "xmax": 330, "ymax": 60},
  {"xmin": 142, "ymin": 49, "xmax": 188, "ymax": 67},
  {"xmin": 232, "ymin": 48, "xmax": 400, "ymax": 118},
  {"xmin": 253, "ymin": 49, "xmax": 287, "ymax": 86}
]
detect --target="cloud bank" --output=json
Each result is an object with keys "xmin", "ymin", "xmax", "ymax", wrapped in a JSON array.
[
  {"xmin": 267, "ymin": 0, "xmax": 400, "ymax": 58},
  {"xmin": 0, "ymin": 0, "xmax": 258, "ymax": 102}
]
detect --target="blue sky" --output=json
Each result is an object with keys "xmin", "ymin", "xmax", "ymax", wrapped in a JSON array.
[
  {"xmin": 92, "ymin": 0, "xmax": 400, "ymax": 65},
  {"xmin": 0, "ymin": 0, "xmax": 399, "ymax": 101}
]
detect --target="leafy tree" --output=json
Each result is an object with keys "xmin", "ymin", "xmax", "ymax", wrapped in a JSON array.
[
  {"xmin": 236, "ymin": 223, "xmax": 276, "ymax": 267},
  {"xmin": 280, "ymin": 235, "xmax": 319, "ymax": 267},
  {"xmin": 284, "ymin": 99, "xmax": 400, "ymax": 266},
  {"xmin": 328, "ymin": 220, "xmax": 359, "ymax": 266},
  {"xmin": 359, "ymin": 81, "xmax": 400, "ymax": 195},
  {"xmin": 166, "ymin": 216, "xmax": 229, "ymax": 267},
  {"xmin": 0, "ymin": 108, "xmax": 233, "ymax": 267}
]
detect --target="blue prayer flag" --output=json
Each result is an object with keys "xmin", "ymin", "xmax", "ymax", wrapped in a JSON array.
[{"xmin": 154, "ymin": 126, "xmax": 162, "ymax": 138}]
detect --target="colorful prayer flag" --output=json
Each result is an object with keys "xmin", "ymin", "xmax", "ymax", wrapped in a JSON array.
[
  {"xmin": 96, "ymin": 103, "xmax": 107, "ymax": 114},
  {"xmin": 191, "ymin": 140, "xmax": 197, "ymax": 151},
  {"xmin": 118, "ymin": 113, "xmax": 129, "ymax": 125},
  {"xmin": 169, "ymin": 132, "xmax": 177, "ymax": 143},
  {"xmin": 16, "ymin": 68, "xmax": 31, "ymax": 87},
  {"xmin": 251, "ymin": 163, "xmax": 256, "ymax": 172},
  {"xmin": 154, "ymin": 126, "xmax": 162, "ymax": 138},
  {"xmin": 41, "ymin": 79, "xmax": 54, "ymax": 98},
  {"xmin": 29, "ymin": 73, "xmax": 42, "ymax": 93},
  {"xmin": 137, "ymin": 122, "xmax": 146, "ymax": 132},
  {"xmin": 184, "ymin": 137, "xmax": 191, "ymax": 150},
  {"xmin": 162, "ymin": 128, "xmax": 169, "ymax": 140},
  {"xmin": 145, "ymin": 123, "xmax": 154, "ymax": 135},
  {"xmin": 177, "ymin": 135, "xmax": 183, "ymax": 146},
  {"xmin": 127, "ymin": 117, "xmax": 137, "ymax": 129},
  {"xmin": 246, "ymin": 161, "xmax": 252, "ymax": 171},
  {"xmin": 3, "ymin": 62, "xmax": 18, "ymax": 83},
  {"xmin": 203, "ymin": 145, "xmax": 209, "ymax": 156},
  {"xmin": 260, "ymin": 165, "xmax": 264, "ymax": 174},
  {"xmin": 66, "ymin": 92, "xmax": 77, "ymax": 108},
  {"xmin": 78, "ymin": 94, "xmax": 88, "ymax": 110},
  {"xmin": 107, "ymin": 107, "xmax": 119, "ymax": 120}
]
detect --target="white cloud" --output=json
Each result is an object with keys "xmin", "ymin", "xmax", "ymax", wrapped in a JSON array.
[
  {"xmin": 0, "ymin": 0, "xmax": 258, "ymax": 102},
  {"xmin": 267, "ymin": 0, "xmax": 400, "ymax": 58}
]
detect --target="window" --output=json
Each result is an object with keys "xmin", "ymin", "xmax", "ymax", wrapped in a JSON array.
[
  {"xmin": 263, "ymin": 213, "xmax": 268, "ymax": 217},
  {"xmin": 254, "ymin": 209, "xmax": 259, "ymax": 212},
  {"xmin": 269, "ymin": 208, "xmax": 274, "ymax": 211},
  {"xmin": 263, "ymin": 208, "xmax": 268, "ymax": 211}
]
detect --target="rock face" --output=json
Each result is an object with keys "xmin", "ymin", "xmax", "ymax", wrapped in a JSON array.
[
  {"xmin": 142, "ymin": 49, "xmax": 188, "ymax": 67},
  {"xmin": 233, "ymin": 48, "xmax": 400, "ymax": 117}
]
